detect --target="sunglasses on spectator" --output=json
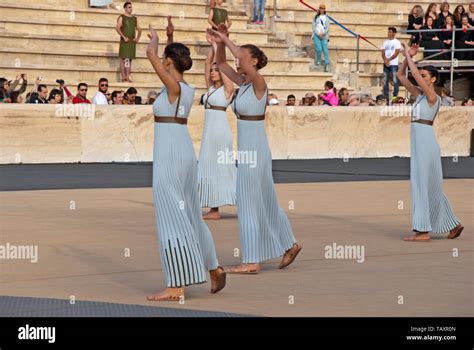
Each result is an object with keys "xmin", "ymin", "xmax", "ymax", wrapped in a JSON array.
[
  {"xmin": 80, "ymin": 89, "xmax": 88, "ymax": 92},
  {"xmin": 100, "ymin": 84, "xmax": 108, "ymax": 87}
]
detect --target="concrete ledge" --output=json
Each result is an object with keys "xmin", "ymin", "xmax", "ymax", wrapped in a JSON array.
[{"xmin": 0, "ymin": 104, "xmax": 472, "ymax": 163}]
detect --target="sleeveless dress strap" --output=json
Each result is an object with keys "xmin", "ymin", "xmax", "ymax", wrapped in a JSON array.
[
  {"xmin": 233, "ymin": 84, "xmax": 252, "ymax": 119},
  {"xmin": 174, "ymin": 83, "xmax": 182, "ymax": 118}
]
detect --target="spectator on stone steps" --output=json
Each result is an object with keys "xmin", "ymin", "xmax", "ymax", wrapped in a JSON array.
[
  {"xmin": 48, "ymin": 89, "xmax": 63, "ymax": 104},
  {"xmin": 317, "ymin": 93, "xmax": 327, "ymax": 106},
  {"xmin": 146, "ymin": 91, "xmax": 158, "ymax": 105},
  {"xmin": 57, "ymin": 80, "xmax": 75, "ymax": 104},
  {"xmin": 0, "ymin": 87, "xmax": 7, "ymax": 103},
  {"xmin": 9, "ymin": 91, "xmax": 24, "ymax": 104},
  {"xmin": 252, "ymin": 0, "xmax": 266, "ymax": 25},
  {"xmin": 320, "ymin": 80, "xmax": 338, "ymax": 106},
  {"xmin": 268, "ymin": 93, "xmax": 280, "ymax": 105},
  {"xmin": 30, "ymin": 84, "xmax": 49, "ymax": 104},
  {"xmin": 73, "ymin": 83, "xmax": 91, "ymax": 104},
  {"xmin": 1, "ymin": 74, "xmax": 28, "ymax": 100},
  {"xmin": 338, "ymin": 88, "xmax": 349, "ymax": 106},
  {"xmin": 455, "ymin": 14, "xmax": 474, "ymax": 60},
  {"xmin": 436, "ymin": 2, "xmax": 453, "ymax": 29},
  {"xmin": 209, "ymin": 0, "xmax": 232, "ymax": 31},
  {"xmin": 116, "ymin": 2, "xmax": 141, "ymax": 83},
  {"xmin": 420, "ymin": 16, "xmax": 447, "ymax": 59},
  {"xmin": 468, "ymin": 2, "xmax": 474, "ymax": 27},
  {"xmin": 408, "ymin": 5, "xmax": 424, "ymax": 45},
  {"xmin": 301, "ymin": 92, "xmax": 317, "ymax": 106},
  {"xmin": 111, "ymin": 90, "xmax": 124, "ymax": 104},
  {"xmin": 381, "ymin": 26, "xmax": 401, "ymax": 98},
  {"xmin": 461, "ymin": 97, "xmax": 473, "ymax": 106},
  {"xmin": 347, "ymin": 93, "xmax": 360, "ymax": 106},
  {"xmin": 440, "ymin": 87, "xmax": 455, "ymax": 106},
  {"xmin": 439, "ymin": 15, "xmax": 455, "ymax": 52},
  {"xmin": 391, "ymin": 96, "xmax": 406, "ymax": 105},
  {"xmin": 360, "ymin": 94, "xmax": 375, "ymax": 106},
  {"xmin": 123, "ymin": 87, "xmax": 137, "ymax": 105},
  {"xmin": 426, "ymin": 3, "xmax": 438, "ymax": 27},
  {"xmin": 92, "ymin": 77, "xmax": 109, "ymax": 105},
  {"xmin": 453, "ymin": 5, "xmax": 466, "ymax": 27},
  {"xmin": 375, "ymin": 94, "xmax": 388, "ymax": 106},
  {"xmin": 286, "ymin": 94, "xmax": 296, "ymax": 106},
  {"xmin": 312, "ymin": 4, "xmax": 330, "ymax": 72}
]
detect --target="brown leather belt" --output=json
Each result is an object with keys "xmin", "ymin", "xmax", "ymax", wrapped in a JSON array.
[
  {"xmin": 238, "ymin": 114, "xmax": 265, "ymax": 121},
  {"xmin": 154, "ymin": 116, "xmax": 188, "ymax": 125},
  {"xmin": 205, "ymin": 105, "xmax": 227, "ymax": 112},
  {"xmin": 411, "ymin": 119, "xmax": 433, "ymax": 126}
]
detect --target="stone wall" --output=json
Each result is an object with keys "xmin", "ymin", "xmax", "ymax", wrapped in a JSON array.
[{"xmin": 0, "ymin": 104, "xmax": 472, "ymax": 164}]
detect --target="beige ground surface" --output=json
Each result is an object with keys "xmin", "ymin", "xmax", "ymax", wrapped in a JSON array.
[{"xmin": 1, "ymin": 180, "xmax": 472, "ymax": 316}]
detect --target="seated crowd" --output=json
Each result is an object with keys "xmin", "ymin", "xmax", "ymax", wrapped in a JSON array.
[
  {"xmin": 0, "ymin": 75, "xmax": 158, "ymax": 105},
  {"xmin": 266, "ymin": 81, "xmax": 473, "ymax": 107},
  {"xmin": 408, "ymin": 2, "xmax": 474, "ymax": 60}
]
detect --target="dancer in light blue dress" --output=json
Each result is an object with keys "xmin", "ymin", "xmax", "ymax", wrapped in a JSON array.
[
  {"xmin": 198, "ymin": 34, "xmax": 237, "ymax": 220},
  {"xmin": 145, "ymin": 25, "xmax": 226, "ymax": 301},
  {"xmin": 208, "ymin": 27, "xmax": 302, "ymax": 273},
  {"xmin": 397, "ymin": 42, "xmax": 463, "ymax": 242}
]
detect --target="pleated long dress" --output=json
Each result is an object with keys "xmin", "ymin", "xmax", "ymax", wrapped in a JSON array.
[
  {"xmin": 197, "ymin": 85, "xmax": 237, "ymax": 208},
  {"xmin": 410, "ymin": 93, "xmax": 460, "ymax": 233},
  {"xmin": 152, "ymin": 82, "xmax": 219, "ymax": 287},
  {"xmin": 232, "ymin": 82, "xmax": 296, "ymax": 263}
]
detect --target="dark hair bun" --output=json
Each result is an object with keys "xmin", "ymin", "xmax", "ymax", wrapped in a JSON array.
[
  {"xmin": 164, "ymin": 43, "xmax": 193, "ymax": 73},
  {"xmin": 241, "ymin": 44, "xmax": 268, "ymax": 70}
]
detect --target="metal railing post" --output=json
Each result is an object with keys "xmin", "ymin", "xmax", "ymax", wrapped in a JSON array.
[
  {"xmin": 450, "ymin": 25, "xmax": 455, "ymax": 96},
  {"xmin": 356, "ymin": 34, "xmax": 360, "ymax": 73}
]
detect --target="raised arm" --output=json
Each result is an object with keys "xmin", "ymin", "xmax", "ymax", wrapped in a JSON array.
[
  {"xmin": 204, "ymin": 39, "xmax": 214, "ymax": 88},
  {"xmin": 208, "ymin": 28, "xmax": 265, "ymax": 95},
  {"xmin": 397, "ymin": 56, "xmax": 420, "ymax": 98},
  {"xmin": 146, "ymin": 24, "xmax": 180, "ymax": 103},
  {"xmin": 209, "ymin": 30, "xmax": 244, "ymax": 86},
  {"xmin": 166, "ymin": 16, "xmax": 174, "ymax": 45},
  {"xmin": 402, "ymin": 42, "xmax": 437, "ymax": 105}
]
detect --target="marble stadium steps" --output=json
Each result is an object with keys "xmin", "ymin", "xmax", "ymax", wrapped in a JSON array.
[
  {"xmin": 0, "ymin": 18, "xmax": 271, "ymax": 44},
  {"xmin": 1, "ymin": 48, "xmax": 315, "ymax": 74},
  {"xmin": 0, "ymin": 33, "xmax": 293, "ymax": 60},
  {"xmin": 0, "ymin": 3, "xmax": 249, "ymax": 30},
  {"xmin": 2, "ymin": 31, "xmax": 408, "ymax": 73},
  {"xmin": 0, "ymin": 64, "xmax": 379, "ymax": 88},
  {"xmin": 1, "ymin": 0, "xmax": 216, "ymax": 13}
]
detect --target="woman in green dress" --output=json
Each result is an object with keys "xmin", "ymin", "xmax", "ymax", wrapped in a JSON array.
[
  {"xmin": 208, "ymin": 0, "xmax": 232, "ymax": 32},
  {"xmin": 116, "ymin": 2, "xmax": 141, "ymax": 82}
]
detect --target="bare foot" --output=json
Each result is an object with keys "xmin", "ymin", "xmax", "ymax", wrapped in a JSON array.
[
  {"xmin": 279, "ymin": 242, "xmax": 302, "ymax": 269},
  {"xmin": 146, "ymin": 287, "xmax": 184, "ymax": 301},
  {"xmin": 225, "ymin": 263, "xmax": 260, "ymax": 274},
  {"xmin": 403, "ymin": 232, "xmax": 430, "ymax": 242},
  {"xmin": 203, "ymin": 210, "xmax": 221, "ymax": 220}
]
